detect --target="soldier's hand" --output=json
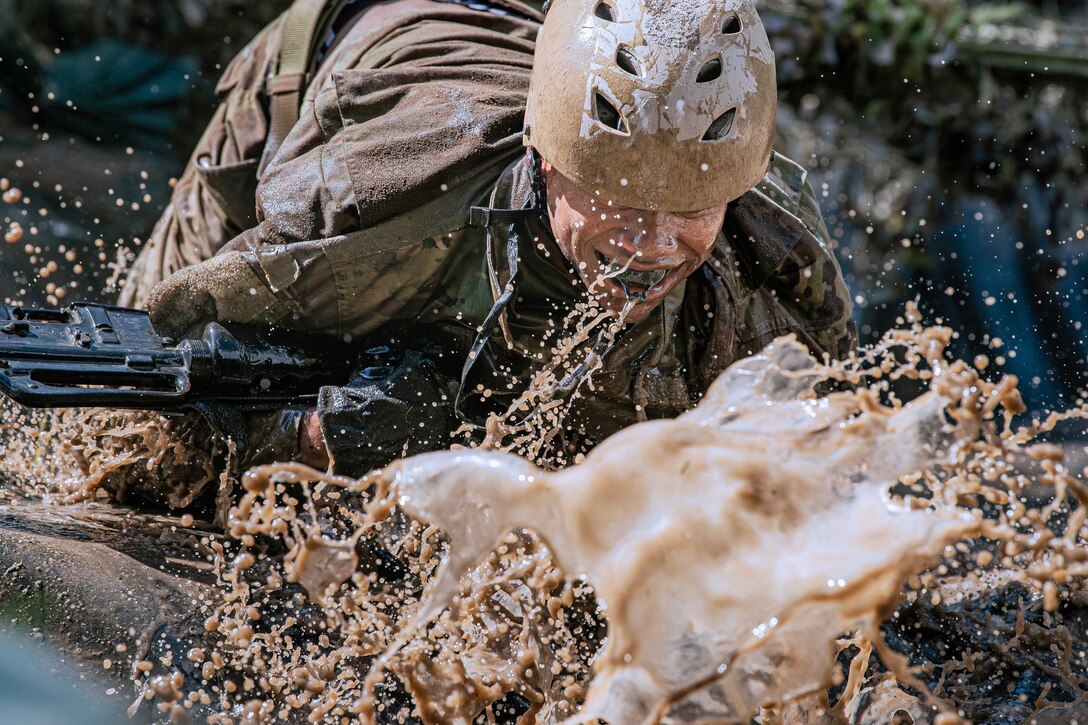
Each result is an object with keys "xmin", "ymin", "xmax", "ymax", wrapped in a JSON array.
[{"xmin": 298, "ymin": 408, "xmax": 331, "ymax": 470}]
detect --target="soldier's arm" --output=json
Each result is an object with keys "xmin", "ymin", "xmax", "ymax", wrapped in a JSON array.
[
  {"xmin": 146, "ymin": 11, "xmax": 533, "ymax": 339},
  {"xmin": 139, "ymin": 88, "xmax": 407, "ymax": 472},
  {"xmin": 146, "ymin": 16, "xmax": 535, "ymax": 471}
]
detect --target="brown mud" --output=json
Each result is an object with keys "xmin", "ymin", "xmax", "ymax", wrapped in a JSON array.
[{"xmin": 3, "ymin": 308, "xmax": 1088, "ymax": 724}]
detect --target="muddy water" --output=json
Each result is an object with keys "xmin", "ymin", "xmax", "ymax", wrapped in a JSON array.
[
  {"xmin": 3, "ymin": 308, "xmax": 1088, "ymax": 724},
  {"xmin": 477, "ymin": 282, "xmax": 638, "ymax": 469},
  {"xmin": 379, "ymin": 341, "xmax": 978, "ymax": 724},
  {"xmin": 129, "ymin": 308, "xmax": 1080, "ymax": 725}
]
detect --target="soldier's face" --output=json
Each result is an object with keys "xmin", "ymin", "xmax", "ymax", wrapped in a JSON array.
[{"xmin": 542, "ymin": 161, "xmax": 726, "ymax": 323}]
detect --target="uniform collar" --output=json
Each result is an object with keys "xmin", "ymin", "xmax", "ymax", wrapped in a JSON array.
[{"xmin": 723, "ymin": 185, "xmax": 817, "ymax": 291}]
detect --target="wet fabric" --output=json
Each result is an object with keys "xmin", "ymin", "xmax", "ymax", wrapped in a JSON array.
[
  {"xmin": 133, "ymin": 0, "xmax": 856, "ymax": 471},
  {"xmin": 120, "ymin": 0, "xmax": 541, "ymax": 308}
]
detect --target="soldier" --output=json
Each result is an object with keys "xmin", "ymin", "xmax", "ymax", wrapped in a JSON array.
[{"xmin": 128, "ymin": 0, "xmax": 856, "ymax": 476}]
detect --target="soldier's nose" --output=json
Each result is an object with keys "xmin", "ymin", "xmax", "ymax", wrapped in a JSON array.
[{"xmin": 632, "ymin": 228, "xmax": 678, "ymax": 257}]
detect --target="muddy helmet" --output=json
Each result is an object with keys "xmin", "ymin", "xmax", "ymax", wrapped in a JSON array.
[{"xmin": 524, "ymin": 0, "xmax": 777, "ymax": 212}]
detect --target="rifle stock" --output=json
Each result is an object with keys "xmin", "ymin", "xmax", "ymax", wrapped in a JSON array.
[{"xmin": 0, "ymin": 302, "xmax": 352, "ymax": 410}]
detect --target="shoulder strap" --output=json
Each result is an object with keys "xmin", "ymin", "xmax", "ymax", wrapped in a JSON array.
[
  {"xmin": 454, "ymin": 193, "xmax": 538, "ymax": 422},
  {"xmin": 468, "ymin": 206, "xmax": 535, "ymax": 228},
  {"xmin": 264, "ymin": 0, "xmax": 350, "ymax": 168}
]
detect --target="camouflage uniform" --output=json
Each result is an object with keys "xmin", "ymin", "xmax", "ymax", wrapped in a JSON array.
[{"xmin": 129, "ymin": 0, "xmax": 857, "ymax": 474}]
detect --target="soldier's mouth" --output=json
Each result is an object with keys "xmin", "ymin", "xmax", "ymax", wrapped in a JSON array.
[{"xmin": 595, "ymin": 253, "xmax": 670, "ymax": 298}]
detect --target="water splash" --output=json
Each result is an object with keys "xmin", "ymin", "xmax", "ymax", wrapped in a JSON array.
[
  {"xmin": 379, "ymin": 336, "xmax": 980, "ymax": 724},
  {"xmin": 478, "ymin": 288, "xmax": 638, "ymax": 468},
  {"xmin": 5, "ymin": 306, "xmax": 1088, "ymax": 724},
  {"xmin": 177, "ymin": 306, "xmax": 1088, "ymax": 724}
]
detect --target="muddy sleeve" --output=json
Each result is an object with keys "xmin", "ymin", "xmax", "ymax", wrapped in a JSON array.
[
  {"xmin": 226, "ymin": 88, "xmax": 361, "ymax": 251},
  {"xmin": 223, "ymin": 5, "xmax": 535, "ymax": 247},
  {"xmin": 146, "ymin": 17, "xmax": 531, "ymax": 339}
]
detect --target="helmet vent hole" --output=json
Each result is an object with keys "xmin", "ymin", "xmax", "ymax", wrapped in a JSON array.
[
  {"xmin": 616, "ymin": 47, "xmax": 642, "ymax": 76},
  {"xmin": 701, "ymin": 108, "xmax": 736, "ymax": 142},
  {"xmin": 594, "ymin": 2, "xmax": 616, "ymax": 22},
  {"xmin": 594, "ymin": 93, "xmax": 628, "ymax": 134},
  {"xmin": 722, "ymin": 14, "xmax": 742, "ymax": 34},
  {"xmin": 696, "ymin": 58, "xmax": 722, "ymax": 83}
]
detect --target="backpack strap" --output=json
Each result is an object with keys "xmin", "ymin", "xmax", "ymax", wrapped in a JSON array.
[{"xmin": 264, "ymin": 0, "xmax": 350, "ymax": 169}]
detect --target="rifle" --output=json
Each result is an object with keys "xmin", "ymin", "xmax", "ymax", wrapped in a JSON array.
[{"xmin": 0, "ymin": 302, "xmax": 355, "ymax": 411}]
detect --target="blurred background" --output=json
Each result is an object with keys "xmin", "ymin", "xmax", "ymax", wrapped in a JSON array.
[{"xmin": 0, "ymin": 0, "xmax": 1086, "ymax": 416}]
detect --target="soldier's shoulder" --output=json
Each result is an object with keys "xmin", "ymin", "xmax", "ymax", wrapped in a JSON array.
[{"xmin": 754, "ymin": 151, "xmax": 826, "ymax": 243}]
